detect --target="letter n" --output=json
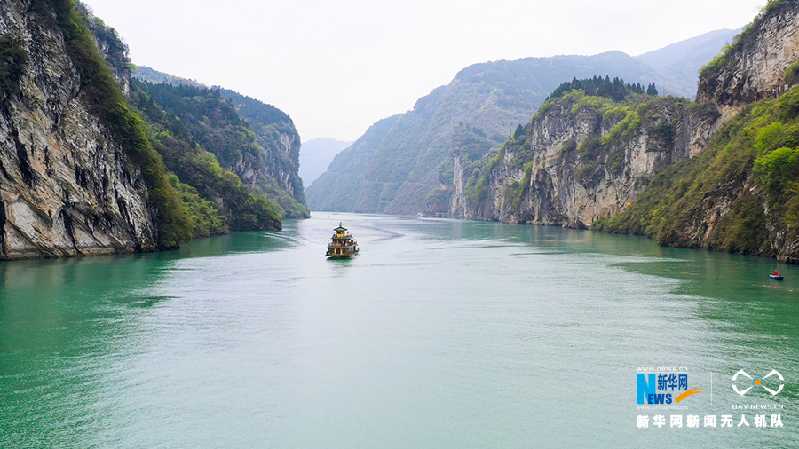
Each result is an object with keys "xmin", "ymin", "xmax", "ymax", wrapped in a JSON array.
[{"xmin": 637, "ymin": 373, "xmax": 656, "ymax": 404}]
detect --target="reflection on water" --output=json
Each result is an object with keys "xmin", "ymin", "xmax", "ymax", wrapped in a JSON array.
[{"xmin": 1, "ymin": 213, "xmax": 797, "ymax": 448}]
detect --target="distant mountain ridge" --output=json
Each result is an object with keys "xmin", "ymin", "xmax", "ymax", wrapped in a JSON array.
[
  {"xmin": 307, "ymin": 51, "xmax": 686, "ymax": 214},
  {"xmin": 307, "ymin": 28, "xmax": 744, "ymax": 216},
  {"xmin": 635, "ymin": 28, "xmax": 741, "ymax": 97}
]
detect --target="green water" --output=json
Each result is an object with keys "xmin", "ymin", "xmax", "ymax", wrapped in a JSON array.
[{"xmin": 1, "ymin": 213, "xmax": 797, "ymax": 448}]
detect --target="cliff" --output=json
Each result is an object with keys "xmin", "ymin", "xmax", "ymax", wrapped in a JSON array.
[
  {"xmin": 0, "ymin": 0, "xmax": 296, "ymax": 260},
  {"xmin": 130, "ymin": 81, "xmax": 283, "ymax": 234},
  {"xmin": 698, "ymin": 1, "xmax": 799, "ymax": 121},
  {"xmin": 455, "ymin": 91, "xmax": 719, "ymax": 227},
  {"xmin": 131, "ymin": 66, "xmax": 308, "ymax": 218},
  {"xmin": 306, "ymin": 52, "xmax": 681, "ymax": 214},
  {"xmin": 134, "ymin": 82, "xmax": 308, "ymax": 218},
  {"xmin": 0, "ymin": 0, "xmax": 182, "ymax": 259},
  {"xmin": 593, "ymin": 0, "xmax": 799, "ymax": 262},
  {"xmin": 217, "ymin": 88, "xmax": 307, "ymax": 210},
  {"xmin": 467, "ymin": 0, "xmax": 799, "ymax": 263}
]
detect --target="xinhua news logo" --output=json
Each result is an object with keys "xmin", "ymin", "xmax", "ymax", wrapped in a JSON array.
[{"xmin": 637, "ymin": 371, "xmax": 701, "ymax": 405}]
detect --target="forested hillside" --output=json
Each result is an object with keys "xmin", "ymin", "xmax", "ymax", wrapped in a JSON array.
[
  {"xmin": 132, "ymin": 66, "xmax": 308, "ymax": 216},
  {"xmin": 133, "ymin": 82, "xmax": 308, "ymax": 218},
  {"xmin": 595, "ymin": 0, "xmax": 799, "ymax": 262},
  {"xmin": 130, "ymin": 81, "xmax": 283, "ymax": 235}
]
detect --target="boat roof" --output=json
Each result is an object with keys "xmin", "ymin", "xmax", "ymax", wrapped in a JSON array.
[{"xmin": 334, "ymin": 222, "xmax": 347, "ymax": 232}]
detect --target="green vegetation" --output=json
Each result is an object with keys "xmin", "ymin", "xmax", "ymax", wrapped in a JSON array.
[
  {"xmin": 137, "ymin": 82, "xmax": 308, "ymax": 218},
  {"xmin": 45, "ymin": 0, "xmax": 192, "ymax": 248},
  {"xmin": 131, "ymin": 81, "xmax": 283, "ymax": 233},
  {"xmin": 170, "ymin": 176, "xmax": 228, "ymax": 238},
  {"xmin": 594, "ymin": 85, "xmax": 799, "ymax": 257},
  {"xmin": 0, "ymin": 35, "xmax": 28, "ymax": 100},
  {"xmin": 76, "ymin": 3, "xmax": 129, "ymax": 77},
  {"xmin": 548, "ymin": 76, "xmax": 658, "ymax": 102},
  {"xmin": 308, "ymin": 52, "xmax": 682, "ymax": 215},
  {"xmin": 461, "ymin": 82, "xmax": 690, "ymax": 220},
  {"xmin": 784, "ymin": 60, "xmax": 799, "ymax": 84}
]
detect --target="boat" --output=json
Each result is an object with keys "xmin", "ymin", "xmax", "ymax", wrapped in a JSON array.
[
  {"xmin": 770, "ymin": 274, "xmax": 784, "ymax": 280},
  {"xmin": 325, "ymin": 223, "xmax": 359, "ymax": 258}
]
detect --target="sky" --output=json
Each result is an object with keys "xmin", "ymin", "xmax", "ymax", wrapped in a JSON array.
[{"xmin": 83, "ymin": 0, "xmax": 767, "ymax": 143}]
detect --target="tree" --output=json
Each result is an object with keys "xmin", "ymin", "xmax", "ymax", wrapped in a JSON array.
[{"xmin": 514, "ymin": 124, "xmax": 525, "ymax": 140}]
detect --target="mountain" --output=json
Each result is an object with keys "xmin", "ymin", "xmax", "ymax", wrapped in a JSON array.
[
  {"xmin": 0, "ymin": 0, "xmax": 196, "ymax": 258},
  {"xmin": 0, "ymin": 0, "xmax": 308, "ymax": 260},
  {"xmin": 453, "ymin": 80, "xmax": 718, "ymax": 227},
  {"xmin": 132, "ymin": 66, "xmax": 308, "ymax": 217},
  {"xmin": 636, "ymin": 28, "xmax": 741, "ymax": 98},
  {"xmin": 459, "ymin": 0, "xmax": 799, "ymax": 263},
  {"xmin": 306, "ymin": 51, "xmax": 678, "ymax": 214},
  {"xmin": 131, "ymin": 65, "xmax": 205, "ymax": 88},
  {"xmin": 299, "ymin": 138, "xmax": 352, "ymax": 186},
  {"xmin": 306, "ymin": 116, "xmax": 401, "ymax": 212},
  {"xmin": 130, "ymin": 81, "xmax": 284, "ymax": 234}
]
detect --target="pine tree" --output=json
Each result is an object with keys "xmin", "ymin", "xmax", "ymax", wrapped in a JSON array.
[{"xmin": 514, "ymin": 124, "xmax": 525, "ymax": 140}]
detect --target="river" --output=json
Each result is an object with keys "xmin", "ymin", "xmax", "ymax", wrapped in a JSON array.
[{"xmin": 1, "ymin": 213, "xmax": 797, "ymax": 448}]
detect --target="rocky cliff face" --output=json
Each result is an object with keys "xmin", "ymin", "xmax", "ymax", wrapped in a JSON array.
[
  {"xmin": 129, "ymin": 66, "xmax": 309, "ymax": 218},
  {"xmin": 482, "ymin": 0, "xmax": 799, "ymax": 263},
  {"xmin": 454, "ymin": 94, "xmax": 719, "ymax": 227},
  {"xmin": 307, "ymin": 52, "xmax": 681, "ymax": 215},
  {"xmin": 698, "ymin": 1, "xmax": 799, "ymax": 120},
  {"xmin": 0, "ymin": 0, "xmax": 156, "ymax": 259},
  {"xmin": 216, "ymin": 88, "xmax": 307, "ymax": 210}
]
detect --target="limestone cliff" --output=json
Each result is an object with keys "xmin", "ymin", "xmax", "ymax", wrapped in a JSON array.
[
  {"xmin": 0, "ymin": 0, "xmax": 158, "ymax": 259},
  {"xmin": 130, "ymin": 65, "xmax": 308, "ymax": 217},
  {"xmin": 454, "ymin": 92, "xmax": 719, "ymax": 227},
  {"xmin": 602, "ymin": 0, "xmax": 799, "ymax": 262},
  {"xmin": 698, "ymin": 0, "xmax": 799, "ymax": 121},
  {"xmin": 471, "ymin": 0, "xmax": 799, "ymax": 263},
  {"xmin": 307, "ymin": 52, "xmax": 679, "ymax": 214}
]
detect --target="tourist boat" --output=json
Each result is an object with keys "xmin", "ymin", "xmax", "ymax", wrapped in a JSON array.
[{"xmin": 325, "ymin": 223, "xmax": 359, "ymax": 258}]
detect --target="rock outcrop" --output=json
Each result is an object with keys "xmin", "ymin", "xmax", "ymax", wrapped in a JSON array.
[
  {"xmin": 307, "ymin": 52, "xmax": 681, "ymax": 214},
  {"xmin": 0, "ymin": 0, "xmax": 156, "ymax": 259},
  {"xmin": 454, "ymin": 93, "xmax": 719, "ymax": 227},
  {"xmin": 698, "ymin": 1, "xmax": 799, "ymax": 121},
  {"xmin": 465, "ymin": 0, "xmax": 799, "ymax": 263},
  {"xmin": 131, "ymin": 66, "xmax": 309, "ymax": 218}
]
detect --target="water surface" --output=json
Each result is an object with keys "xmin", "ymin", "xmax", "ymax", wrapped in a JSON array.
[{"xmin": 1, "ymin": 214, "xmax": 797, "ymax": 447}]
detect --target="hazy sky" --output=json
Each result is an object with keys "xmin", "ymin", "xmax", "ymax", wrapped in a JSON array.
[{"xmin": 83, "ymin": 0, "xmax": 766, "ymax": 142}]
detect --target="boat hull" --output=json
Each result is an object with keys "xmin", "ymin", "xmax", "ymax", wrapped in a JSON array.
[
  {"xmin": 326, "ymin": 254, "xmax": 356, "ymax": 259},
  {"xmin": 770, "ymin": 275, "xmax": 784, "ymax": 280},
  {"xmin": 326, "ymin": 248, "xmax": 359, "ymax": 258}
]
